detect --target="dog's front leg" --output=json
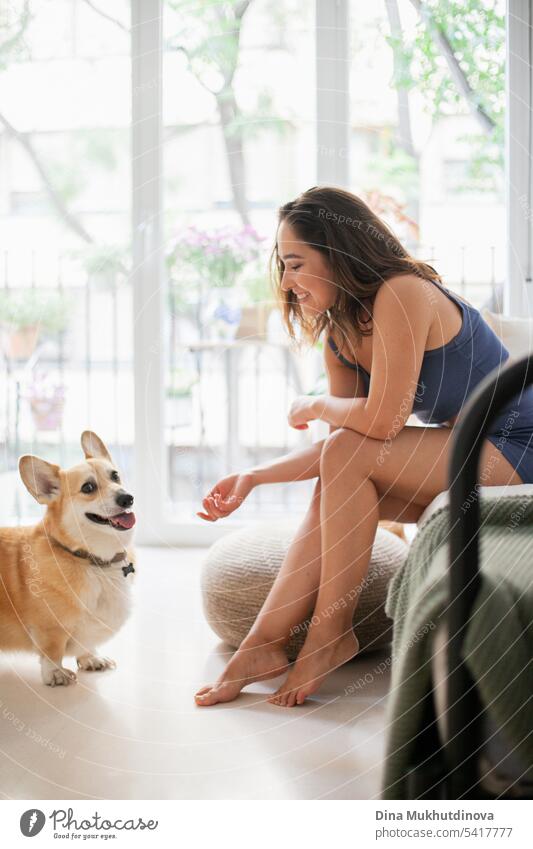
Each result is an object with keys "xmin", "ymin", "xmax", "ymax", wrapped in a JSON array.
[
  {"xmin": 36, "ymin": 632, "xmax": 77, "ymax": 687},
  {"xmin": 77, "ymin": 651, "xmax": 116, "ymax": 672}
]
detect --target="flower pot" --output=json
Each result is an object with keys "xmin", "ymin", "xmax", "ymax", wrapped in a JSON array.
[
  {"xmin": 235, "ymin": 304, "xmax": 272, "ymax": 341},
  {"xmin": 30, "ymin": 395, "xmax": 65, "ymax": 431},
  {"xmin": 2, "ymin": 324, "xmax": 40, "ymax": 360},
  {"xmin": 206, "ymin": 287, "xmax": 242, "ymax": 341}
]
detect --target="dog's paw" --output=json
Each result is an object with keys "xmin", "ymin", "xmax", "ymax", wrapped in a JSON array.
[
  {"xmin": 77, "ymin": 655, "xmax": 116, "ymax": 672},
  {"xmin": 42, "ymin": 666, "xmax": 78, "ymax": 687}
]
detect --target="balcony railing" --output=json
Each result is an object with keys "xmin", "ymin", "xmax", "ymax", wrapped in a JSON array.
[{"xmin": 0, "ymin": 247, "xmax": 504, "ymax": 524}]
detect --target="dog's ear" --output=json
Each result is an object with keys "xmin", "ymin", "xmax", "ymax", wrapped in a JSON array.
[
  {"xmin": 81, "ymin": 431, "xmax": 112, "ymax": 462},
  {"xmin": 19, "ymin": 456, "xmax": 61, "ymax": 504}
]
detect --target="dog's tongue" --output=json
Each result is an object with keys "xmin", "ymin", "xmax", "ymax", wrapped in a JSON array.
[{"xmin": 111, "ymin": 511, "xmax": 136, "ymax": 529}]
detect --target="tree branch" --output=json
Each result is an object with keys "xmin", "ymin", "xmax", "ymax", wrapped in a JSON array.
[
  {"xmin": 234, "ymin": 1, "xmax": 252, "ymax": 22},
  {"xmin": 409, "ymin": 0, "xmax": 495, "ymax": 134},
  {"xmin": 385, "ymin": 0, "xmax": 417, "ymax": 159},
  {"xmin": 0, "ymin": 0, "xmax": 31, "ymax": 57},
  {"xmin": 80, "ymin": 0, "xmax": 129, "ymax": 32},
  {"xmin": 168, "ymin": 43, "xmax": 218, "ymax": 95},
  {"xmin": 0, "ymin": 112, "xmax": 94, "ymax": 244}
]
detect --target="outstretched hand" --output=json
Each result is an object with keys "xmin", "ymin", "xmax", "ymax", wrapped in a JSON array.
[{"xmin": 196, "ymin": 472, "xmax": 255, "ymax": 522}]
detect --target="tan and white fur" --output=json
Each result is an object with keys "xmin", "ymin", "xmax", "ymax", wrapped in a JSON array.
[{"xmin": 0, "ymin": 431, "xmax": 136, "ymax": 686}]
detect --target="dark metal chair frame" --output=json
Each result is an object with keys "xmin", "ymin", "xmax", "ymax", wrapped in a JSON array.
[{"xmin": 405, "ymin": 355, "xmax": 533, "ymax": 799}]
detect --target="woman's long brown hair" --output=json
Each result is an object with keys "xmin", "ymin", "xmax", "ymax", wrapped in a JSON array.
[{"xmin": 271, "ymin": 186, "xmax": 441, "ymax": 357}]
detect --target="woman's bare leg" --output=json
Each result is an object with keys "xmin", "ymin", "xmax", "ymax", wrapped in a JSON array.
[
  {"xmin": 195, "ymin": 478, "xmax": 423, "ymax": 706},
  {"xmin": 195, "ymin": 480, "xmax": 323, "ymax": 705},
  {"xmin": 270, "ymin": 425, "xmax": 522, "ymax": 707}
]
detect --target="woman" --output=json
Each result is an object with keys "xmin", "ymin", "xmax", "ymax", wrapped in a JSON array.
[{"xmin": 195, "ymin": 186, "xmax": 533, "ymax": 709}]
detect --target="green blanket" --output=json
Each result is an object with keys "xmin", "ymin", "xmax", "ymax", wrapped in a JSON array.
[{"xmin": 382, "ymin": 494, "xmax": 533, "ymax": 799}]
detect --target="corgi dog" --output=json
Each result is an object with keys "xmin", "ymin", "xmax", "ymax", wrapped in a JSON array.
[{"xmin": 0, "ymin": 431, "xmax": 136, "ymax": 687}]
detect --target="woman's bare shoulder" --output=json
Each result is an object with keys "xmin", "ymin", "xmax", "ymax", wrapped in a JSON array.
[{"xmin": 374, "ymin": 274, "xmax": 436, "ymax": 319}]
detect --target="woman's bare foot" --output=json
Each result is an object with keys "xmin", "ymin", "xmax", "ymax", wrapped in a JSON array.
[
  {"xmin": 268, "ymin": 625, "xmax": 359, "ymax": 707},
  {"xmin": 195, "ymin": 633, "xmax": 289, "ymax": 706}
]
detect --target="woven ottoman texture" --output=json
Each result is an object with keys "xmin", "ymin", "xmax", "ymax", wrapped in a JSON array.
[{"xmin": 201, "ymin": 520, "xmax": 409, "ymax": 661}]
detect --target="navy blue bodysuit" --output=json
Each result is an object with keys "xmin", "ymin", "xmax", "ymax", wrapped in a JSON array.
[{"xmin": 327, "ymin": 277, "xmax": 533, "ymax": 483}]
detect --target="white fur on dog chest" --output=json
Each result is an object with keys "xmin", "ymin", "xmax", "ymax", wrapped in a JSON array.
[{"xmin": 72, "ymin": 564, "xmax": 133, "ymax": 650}]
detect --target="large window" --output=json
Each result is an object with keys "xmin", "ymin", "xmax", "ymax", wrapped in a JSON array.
[
  {"xmin": 0, "ymin": 0, "xmax": 132, "ymax": 525},
  {"xmin": 1, "ymin": 0, "xmax": 510, "ymax": 540},
  {"xmin": 348, "ymin": 0, "xmax": 505, "ymax": 307},
  {"xmin": 161, "ymin": 0, "xmax": 318, "ymax": 524}
]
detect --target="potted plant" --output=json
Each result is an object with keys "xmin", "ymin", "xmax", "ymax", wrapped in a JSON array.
[
  {"xmin": 75, "ymin": 243, "xmax": 129, "ymax": 289},
  {"xmin": 24, "ymin": 371, "xmax": 66, "ymax": 431},
  {"xmin": 237, "ymin": 270, "xmax": 274, "ymax": 341},
  {"xmin": 166, "ymin": 225, "xmax": 267, "ymax": 340},
  {"xmin": 0, "ymin": 289, "xmax": 70, "ymax": 360}
]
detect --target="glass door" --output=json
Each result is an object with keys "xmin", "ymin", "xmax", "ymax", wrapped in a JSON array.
[
  {"xmin": 0, "ymin": 0, "xmax": 132, "ymax": 525},
  {"xmin": 142, "ymin": 0, "xmax": 321, "ymax": 542}
]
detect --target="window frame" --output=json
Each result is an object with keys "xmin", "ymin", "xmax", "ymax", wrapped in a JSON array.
[
  {"xmin": 131, "ymin": 0, "xmax": 346, "ymax": 545},
  {"xmin": 505, "ymin": 0, "xmax": 533, "ymax": 316},
  {"xmin": 132, "ymin": 0, "xmax": 519, "ymax": 545}
]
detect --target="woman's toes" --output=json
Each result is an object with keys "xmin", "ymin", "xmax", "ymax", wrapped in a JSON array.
[
  {"xmin": 268, "ymin": 690, "xmax": 283, "ymax": 706},
  {"xmin": 275, "ymin": 690, "xmax": 291, "ymax": 707},
  {"xmin": 287, "ymin": 690, "xmax": 298, "ymax": 708},
  {"xmin": 269, "ymin": 689, "xmax": 299, "ymax": 708},
  {"xmin": 195, "ymin": 687, "xmax": 217, "ymax": 705},
  {"xmin": 196, "ymin": 680, "xmax": 244, "ymax": 706},
  {"xmin": 296, "ymin": 689, "xmax": 307, "ymax": 705},
  {"xmin": 195, "ymin": 684, "xmax": 227, "ymax": 706},
  {"xmin": 278, "ymin": 692, "xmax": 288, "ymax": 706}
]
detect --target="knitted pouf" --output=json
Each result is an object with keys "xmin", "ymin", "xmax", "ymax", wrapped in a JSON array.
[{"xmin": 201, "ymin": 520, "xmax": 409, "ymax": 661}]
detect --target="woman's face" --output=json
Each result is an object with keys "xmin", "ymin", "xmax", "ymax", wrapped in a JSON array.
[{"xmin": 277, "ymin": 220, "xmax": 337, "ymax": 317}]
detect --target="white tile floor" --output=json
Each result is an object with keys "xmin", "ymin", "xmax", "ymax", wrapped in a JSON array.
[{"xmin": 0, "ymin": 546, "xmax": 391, "ymax": 800}]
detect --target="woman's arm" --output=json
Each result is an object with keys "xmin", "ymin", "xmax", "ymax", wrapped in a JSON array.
[
  {"xmin": 307, "ymin": 395, "xmax": 377, "ymax": 436},
  {"xmin": 247, "ymin": 336, "xmax": 365, "ymax": 486},
  {"xmin": 290, "ymin": 277, "xmax": 434, "ymax": 440},
  {"xmin": 198, "ymin": 441, "xmax": 326, "ymax": 521},
  {"xmin": 197, "ymin": 343, "xmax": 364, "ymax": 519},
  {"xmin": 246, "ymin": 439, "xmax": 324, "ymax": 484}
]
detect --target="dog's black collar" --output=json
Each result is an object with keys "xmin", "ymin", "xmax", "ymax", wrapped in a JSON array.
[{"xmin": 50, "ymin": 537, "xmax": 135, "ymax": 577}]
